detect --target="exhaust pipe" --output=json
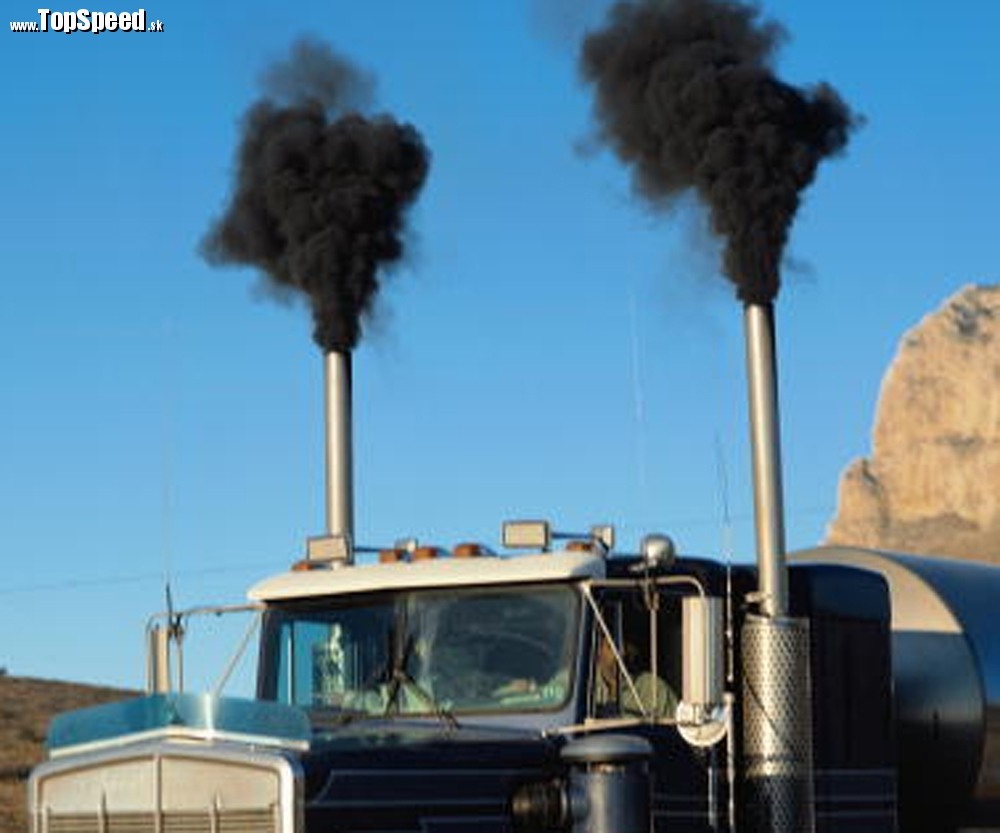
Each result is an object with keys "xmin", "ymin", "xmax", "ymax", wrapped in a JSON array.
[
  {"xmin": 740, "ymin": 302, "xmax": 814, "ymax": 832},
  {"xmin": 307, "ymin": 349, "xmax": 354, "ymax": 564},
  {"xmin": 743, "ymin": 302, "xmax": 787, "ymax": 618},
  {"xmin": 325, "ymin": 350, "xmax": 354, "ymax": 545}
]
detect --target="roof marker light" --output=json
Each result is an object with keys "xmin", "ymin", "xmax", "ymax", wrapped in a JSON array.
[
  {"xmin": 412, "ymin": 546, "xmax": 441, "ymax": 561},
  {"xmin": 379, "ymin": 548, "xmax": 407, "ymax": 564},
  {"xmin": 292, "ymin": 558, "xmax": 327, "ymax": 572}
]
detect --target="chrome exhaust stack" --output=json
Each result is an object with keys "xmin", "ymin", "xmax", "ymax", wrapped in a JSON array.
[
  {"xmin": 307, "ymin": 349, "xmax": 355, "ymax": 565},
  {"xmin": 740, "ymin": 301, "xmax": 814, "ymax": 833},
  {"xmin": 743, "ymin": 302, "xmax": 788, "ymax": 619},
  {"xmin": 324, "ymin": 350, "xmax": 354, "ymax": 547}
]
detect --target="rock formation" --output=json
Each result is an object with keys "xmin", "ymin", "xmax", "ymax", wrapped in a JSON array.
[{"xmin": 826, "ymin": 284, "xmax": 1000, "ymax": 563}]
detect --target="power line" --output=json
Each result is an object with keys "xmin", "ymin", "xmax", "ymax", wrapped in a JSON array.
[
  {"xmin": 0, "ymin": 503, "xmax": 833, "ymax": 597},
  {"xmin": 0, "ymin": 560, "xmax": 283, "ymax": 597}
]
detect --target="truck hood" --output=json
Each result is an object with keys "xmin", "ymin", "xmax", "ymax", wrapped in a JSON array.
[
  {"xmin": 300, "ymin": 719, "xmax": 562, "ymax": 831},
  {"xmin": 34, "ymin": 695, "xmax": 563, "ymax": 833}
]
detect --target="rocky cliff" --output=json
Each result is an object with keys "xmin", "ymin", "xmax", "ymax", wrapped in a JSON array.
[{"xmin": 826, "ymin": 284, "xmax": 1000, "ymax": 563}]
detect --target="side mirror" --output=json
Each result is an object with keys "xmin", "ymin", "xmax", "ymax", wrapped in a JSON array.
[
  {"xmin": 146, "ymin": 623, "xmax": 172, "ymax": 694},
  {"xmin": 678, "ymin": 596, "xmax": 727, "ymax": 746},
  {"xmin": 682, "ymin": 595, "xmax": 723, "ymax": 708}
]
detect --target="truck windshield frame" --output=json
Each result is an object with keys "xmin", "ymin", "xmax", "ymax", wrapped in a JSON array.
[{"xmin": 258, "ymin": 584, "xmax": 580, "ymax": 720}]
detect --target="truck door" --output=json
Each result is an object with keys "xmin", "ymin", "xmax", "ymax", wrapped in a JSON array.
[
  {"xmin": 589, "ymin": 588, "xmax": 681, "ymax": 720},
  {"xmin": 589, "ymin": 588, "xmax": 721, "ymax": 833}
]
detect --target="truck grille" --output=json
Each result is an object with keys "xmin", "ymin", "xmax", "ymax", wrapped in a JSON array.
[
  {"xmin": 30, "ymin": 743, "xmax": 298, "ymax": 833},
  {"xmin": 45, "ymin": 809, "xmax": 276, "ymax": 833}
]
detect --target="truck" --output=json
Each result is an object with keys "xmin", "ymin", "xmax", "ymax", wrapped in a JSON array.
[
  {"xmin": 26, "ymin": 526, "xmax": 1000, "ymax": 833},
  {"xmin": 26, "ymin": 308, "xmax": 1000, "ymax": 833}
]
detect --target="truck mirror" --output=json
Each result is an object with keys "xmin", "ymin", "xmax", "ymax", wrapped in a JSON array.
[
  {"xmin": 146, "ymin": 624, "xmax": 172, "ymax": 694},
  {"xmin": 681, "ymin": 596, "xmax": 724, "ymax": 714}
]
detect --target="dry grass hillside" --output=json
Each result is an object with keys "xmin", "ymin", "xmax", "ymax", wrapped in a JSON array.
[{"xmin": 0, "ymin": 674, "xmax": 134, "ymax": 833}]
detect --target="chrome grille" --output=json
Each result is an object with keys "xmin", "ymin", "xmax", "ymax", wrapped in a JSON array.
[
  {"xmin": 107, "ymin": 812, "xmax": 157, "ymax": 833},
  {"xmin": 161, "ymin": 813, "xmax": 208, "ymax": 833},
  {"xmin": 46, "ymin": 809, "xmax": 275, "ymax": 833},
  {"xmin": 218, "ymin": 809, "xmax": 275, "ymax": 833},
  {"xmin": 31, "ymin": 741, "xmax": 297, "ymax": 833},
  {"xmin": 48, "ymin": 814, "xmax": 100, "ymax": 833}
]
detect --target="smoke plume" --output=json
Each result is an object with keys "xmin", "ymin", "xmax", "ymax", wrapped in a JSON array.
[
  {"xmin": 203, "ymin": 38, "xmax": 431, "ymax": 351},
  {"xmin": 581, "ymin": 0, "xmax": 857, "ymax": 303}
]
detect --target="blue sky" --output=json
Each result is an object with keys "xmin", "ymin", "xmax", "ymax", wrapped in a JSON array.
[{"xmin": 2, "ymin": 0, "xmax": 998, "ymax": 690}]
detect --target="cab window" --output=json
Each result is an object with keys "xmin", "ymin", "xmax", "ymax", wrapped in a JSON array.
[{"xmin": 590, "ymin": 588, "xmax": 681, "ymax": 720}]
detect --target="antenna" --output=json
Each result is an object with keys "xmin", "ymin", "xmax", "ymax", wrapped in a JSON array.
[
  {"xmin": 713, "ymin": 433, "xmax": 737, "ymax": 833},
  {"xmin": 166, "ymin": 583, "xmax": 185, "ymax": 691},
  {"xmin": 159, "ymin": 316, "xmax": 176, "ymax": 588},
  {"xmin": 148, "ymin": 317, "xmax": 182, "ymax": 702},
  {"xmin": 713, "ymin": 434, "xmax": 735, "ymax": 686},
  {"xmin": 628, "ymin": 288, "xmax": 652, "ymax": 526}
]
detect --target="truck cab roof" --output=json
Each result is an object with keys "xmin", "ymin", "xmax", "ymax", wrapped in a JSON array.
[{"xmin": 248, "ymin": 550, "xmax": 608, "ymax": 602}]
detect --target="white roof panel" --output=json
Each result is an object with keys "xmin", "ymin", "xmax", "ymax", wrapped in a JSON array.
[{"xmin": 248, "ymin": 550, "xmax": 607, "ymax": 602}]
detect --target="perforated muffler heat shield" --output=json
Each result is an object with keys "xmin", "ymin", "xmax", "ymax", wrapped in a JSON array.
[{"xmin": 741, "ymin": 614, "xmax": 814, "ymax": 833}]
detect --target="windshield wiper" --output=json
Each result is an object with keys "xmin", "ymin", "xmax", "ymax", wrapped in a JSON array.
[{"xmin": 383, "ymin": 634, "xmax": 459, "ymax": 730}]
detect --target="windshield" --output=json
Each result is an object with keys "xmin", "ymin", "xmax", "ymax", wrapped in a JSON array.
[{"xmin": 260, "ymin": 584, "xmax": 579, "ymax": 718}]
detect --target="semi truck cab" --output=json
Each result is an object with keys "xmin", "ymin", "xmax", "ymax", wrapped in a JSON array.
[
  {"xmin": 38, "ymin": 524, "xmax": 999, "ymax": 833},
  {"xmin": 251, "ymin": 531, "xmax": 709, "ymax": 732},
  {"xmin": 29, "ymin": 525, "xmax": 742, "ymax": 833}
]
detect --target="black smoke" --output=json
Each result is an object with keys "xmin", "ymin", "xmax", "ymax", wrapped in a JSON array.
[
  {"xmin": 203, "ymin": 38, "xmax": 430, "ymax": 351},
  {"xmin": 581, "ymin": 0, "xmax": 857, "ymax": 303}
]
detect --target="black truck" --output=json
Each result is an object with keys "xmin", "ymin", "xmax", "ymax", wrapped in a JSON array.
[{"xmin": 28, "ymin": 522, "xmax": 1000, "ymax": 833}]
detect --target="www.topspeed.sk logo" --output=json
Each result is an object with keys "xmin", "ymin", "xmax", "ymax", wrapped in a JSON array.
[{"xmin": 10, "ymin": 8, "xmax": 164, "ymax": 33}]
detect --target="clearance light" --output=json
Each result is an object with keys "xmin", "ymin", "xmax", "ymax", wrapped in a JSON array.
[
  {"xmin": 566, "ymin": 540, "xmax": 595, "ymax": 553},
  {"xmin": 453, "ymin": 542, "xmax": 488, "ymax": 558},
  {"xmin": 291, "ymin": 558, "xmax": 327, "ymax": 572},
  {"xmin": 379, "ymin": 548, "xmax": 407, "ymax": 564},
  {"xmin": 412, "ymin": 546, "xmax": 441, "ymax": 562}
]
